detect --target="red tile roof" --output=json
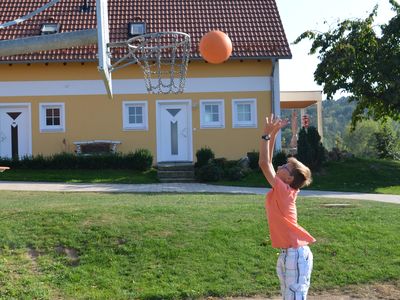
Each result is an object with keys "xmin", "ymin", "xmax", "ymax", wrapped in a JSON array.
[{"xmin": 0, "ymin": 0, "xmax": 292, "ymax": 62}]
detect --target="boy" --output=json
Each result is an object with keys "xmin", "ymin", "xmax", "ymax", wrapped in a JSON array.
[{"xmin": 258, "ymin": 114, "xmax": 315, "ymax": 300}]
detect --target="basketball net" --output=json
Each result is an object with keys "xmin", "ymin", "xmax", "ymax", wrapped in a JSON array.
[{"xmin": 127, "ymin": 32, "xmax": 191, "ymax": 94}]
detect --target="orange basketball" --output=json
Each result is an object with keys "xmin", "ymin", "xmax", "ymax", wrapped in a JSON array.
[{"xmin": 199, "ymin": 30, "xmax": 232, "ymax": 64}]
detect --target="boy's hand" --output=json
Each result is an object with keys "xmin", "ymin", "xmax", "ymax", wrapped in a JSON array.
[{"xmin": 263, "ymin": 114, "xmax": 288, "ymax": 135}]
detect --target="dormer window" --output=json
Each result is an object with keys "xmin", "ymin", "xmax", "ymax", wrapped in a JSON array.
[
  {"xmin": 41, "ymin": 23, "xmax": 60, "ymax": 35},
  {"xmin": 128, "ymin": 22, "xmax": 146, "ymax": 37}
]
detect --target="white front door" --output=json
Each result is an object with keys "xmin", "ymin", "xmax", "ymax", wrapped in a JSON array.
[
  {"xmin": 0, "ymin": 104, "xmax": 31, "ymax": 159},
  {"xmin": 156, "ymin": 100, "xmax": 192, "ymax": 162}
]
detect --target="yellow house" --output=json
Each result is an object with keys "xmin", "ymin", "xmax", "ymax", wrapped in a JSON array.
[{"xmin": 0, "ymin": 0, "xmax": 292, "ymax": 164}]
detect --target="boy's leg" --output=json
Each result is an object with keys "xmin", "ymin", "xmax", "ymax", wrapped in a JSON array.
[
  {"xmin": 276, "ymin": 251, "xmax": 287, "ymax": 297},
  {"xmin": 283, "ymin": 246, "xmax": 313, "ymax": 299}
]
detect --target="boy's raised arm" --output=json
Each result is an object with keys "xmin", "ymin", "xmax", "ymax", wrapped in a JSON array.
[{"xmin": 258, "ymin": 114, "xmax": 288, "ymax": 187}]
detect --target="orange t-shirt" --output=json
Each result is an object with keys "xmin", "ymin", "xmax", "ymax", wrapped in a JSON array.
[{"xmin": 265, "ymin": 176, "xmax": 316, "ymax": 248}]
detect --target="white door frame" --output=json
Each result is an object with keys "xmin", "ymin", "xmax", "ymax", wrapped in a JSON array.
[
  {"xmin": 156, "ymin": 99, "xmax": 193, "ymax": 163},
  {"xmin": 0, "ymin": 103, "xmax": 32, "ymax": 158}
]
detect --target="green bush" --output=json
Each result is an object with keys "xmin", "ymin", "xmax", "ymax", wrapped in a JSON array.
[
  {"xmin": 18, "ymin": 155, "xmax": 48, "ymax": 169},
  {"xmin": 76, "ymin": 154, "xmax": 116, "ymax": 169},
  {"xmin": 0, "ymin": 149, "xmax": 153, "ymax": 171},
  {"xmin": 225, "ymin": 166, "xmax": 244, "ymax": 181},
  {"xmin": 195, "ymin": 147, "xmax": 215, "ymax": 168},
  {"xmin": 213, "ymin": 158, "xmax": 239, "ymax": 170},
  {"xmin": 50, "ymin": 152, "xmax": 78, "ymax": 169},
  {"xmin": 195, "ymin": 163, "xmax": 223, "ymax": 182},
  {"xmin": 246, "ymin": 151, "xmax": 259, "ymax": 169},
  {"xmin": 194, "ymin": 155, "xmax": 248, "ymax": 182},
  {"xmin": 212, "ymin": 157, "xmax": 228, "ymax": 169},
  {"xmin": 130, "ymin": 149, "xmax": 153, "ymax": 171}
]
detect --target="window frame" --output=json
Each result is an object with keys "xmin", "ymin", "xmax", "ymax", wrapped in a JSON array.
[
  {"xmin": 199, "ymin": 99, "xmax": 225, "ymax": 129},
  {"xmin": 122, "ymin": 101, "xmax": 148, "ymax": 131},
  {"xmin": 128, "ymin": 22, "xmax": 146, "ymax": 37},
  {"xmin": 232, "ymin": 98, "xmax": 257, "ymax": 128},
  {"xmin": 39, "ymin": 102, "xmax": 65, "ymax": 133},
  {"xmin": 40, "ymin": 23, "xmax": 61, "ymax": 35}
]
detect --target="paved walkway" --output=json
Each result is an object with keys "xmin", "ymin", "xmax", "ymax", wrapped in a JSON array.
[{"xmin": 0, "ymin": 181, "xmax": 399, "ymax": 204}]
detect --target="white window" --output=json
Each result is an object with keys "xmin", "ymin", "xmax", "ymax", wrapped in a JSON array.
[
  {"xmin": 39, "ymin": 103, "xmax": 65, "ymax": 132},
  {"xmin": 200, "ymin": 99, "xmax": 225, "ymax": 128},
  {"xmin": 122, "ymin": 101, "xmax": 148, "ymax": 130},
  {"xmin": 232, "ymin": 98, "xmax": 257, "ymax": 128}
]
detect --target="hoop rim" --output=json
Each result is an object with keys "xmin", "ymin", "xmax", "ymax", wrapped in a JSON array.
[{"xmin": 127, "ymin": 31, "xmax": 190, "ymax": 51}]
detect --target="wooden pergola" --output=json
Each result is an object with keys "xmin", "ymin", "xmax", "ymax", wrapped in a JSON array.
[{"xmin": 280, "ymin": 91, "xmax": 323, "ymax": 140}]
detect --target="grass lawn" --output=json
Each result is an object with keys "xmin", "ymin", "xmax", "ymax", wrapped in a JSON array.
[
  {"xmin": 219, "ymin": 158, "xmax": 400, "ymax": 195},
  {"xmin": 0, "ymin": 192, "xmax": 398, "ymax": 299},
  {"xmin": 0, "ymin": 168, "xmax": 158, "ymax": 184},
  {"xmin": 1, "ymin": 158, "xmax": 399, "ymax": 195}
]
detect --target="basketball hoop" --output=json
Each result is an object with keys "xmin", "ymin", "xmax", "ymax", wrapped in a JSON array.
[{"xmin": 127, "ymin": 32, "xmax": 191, "ymax": 94}]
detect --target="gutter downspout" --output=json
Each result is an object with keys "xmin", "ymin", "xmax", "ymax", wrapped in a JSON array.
[{"xmin": 271, "ymin": 59, "xmax": 281, "ymax": 151}]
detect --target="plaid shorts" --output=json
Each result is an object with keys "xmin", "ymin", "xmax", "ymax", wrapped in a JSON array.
[{"xmin": 276, "ymin": 245, "xmax": 313, "ymax": 300}]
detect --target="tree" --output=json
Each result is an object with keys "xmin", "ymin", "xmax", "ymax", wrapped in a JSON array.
[
  {"xmin": 294, "ymin": 0, "xmax": 400, "ymax": 128},
  {"xmin": 296, "ymin": 126, "xmax": 326, "ymax": 171},
  {"xmin": 375, "ymin": 122, "xmax": 400, "ymax": 159},
  {"xmin": 343, "ymin": 119, "xmax": 380, "ymax": 158}
]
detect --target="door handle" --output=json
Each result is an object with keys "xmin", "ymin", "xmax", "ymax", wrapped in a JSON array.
[
  {"xmin": 181, "ymin": 127, "xmax": 187, "ymax": 137},
  {"xmin": 0, "ymin": 131, "xmax": 6, "ymax": 143}
]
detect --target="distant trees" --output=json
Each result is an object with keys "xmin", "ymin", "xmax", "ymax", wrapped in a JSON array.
[
  {"xmin": 342, "ymin": 119, "xmax": 399, "ymax": 159},
  {"xmin": 294, "ymin": 0, "xmax": 400, "ymax": 128},
  {"xmin": 281, "ymin": 98, "xmax": 400, "ymax": 160},
  {"xmin": 343, "ymin": 120, "xmax": 380, "ymax": 157}
]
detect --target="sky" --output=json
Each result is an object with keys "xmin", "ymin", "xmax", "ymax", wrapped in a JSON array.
[{"xmin": 275, "ymin": 0, "xmax": 398, "ymax": 99}]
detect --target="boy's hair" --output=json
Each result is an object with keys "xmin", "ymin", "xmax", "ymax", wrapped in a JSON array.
[{"xmin": 287, "ymin": 157, "xmax": 312, "ymax": 189}]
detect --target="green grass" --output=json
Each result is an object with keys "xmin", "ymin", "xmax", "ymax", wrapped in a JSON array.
[
  {"xmin": 0, "ymin": 168, "xmax": 158, "ymax": 184},
  {"xmin": 312, "ymin": 158, "xmax": 400, "ymax": 194},
  {"xmin": 1, "ymin": 158, "xmax": 400, "ymax": 195},
  {"xmin": 219, "ymin": 158, "xmax": 400, "ymax": 195},
  {"xmin": 0, "ymin": 192, "xmax": 398, "ymax": 299}
]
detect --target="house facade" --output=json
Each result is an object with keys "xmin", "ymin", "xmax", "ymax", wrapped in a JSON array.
[{"xmin": 0, "ymin": 0, "xmax": 291, "ymax": 163}]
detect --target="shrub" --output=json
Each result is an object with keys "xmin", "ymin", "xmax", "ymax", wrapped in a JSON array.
[
  {"xmin": 76, "ymin": 154, "xmax": 116, "ymax": 169},
  {"xmin": 195, "ymin": 163, "xmax": 223, "ymax": 182},
  {"xmin": 213, "ymin": 158, "xmax": 239, "ymax": 170},
  {"xmin": 195, "ymin": 147, "xmax": 215, "ymax": 168},
  {"xmin": 50, "ymin": 152, "xmax": 78, "ymax": 169},
  {"xmin": 225, "ymin": 166, "xmax": 244, "ymax": 181},
  {"xmin": 18, "ymin": 155, "xmax": 48, "ymax": 169},
  {"xmin": 130, "ymin": 148, "xmax": 153, "ymax": 171},
  {"xmin": 327, "ymin": 147, "xmax": 354, "ymax": 161},
  {"xmin": 0, "ymin": 149, "xmax": 153, "ymax": 171},
  {"xmin": 246, "ymin": 151, "xmax": 259, "ymax": 169},
  {"xmin": 195, "ymin": 156, "xmax": 248, "ymax": 182},
  {"xmin": 297, "ymin": 126, "xmax": 326, "ymax": 171},
  {"xmin": 212, "ymin": 157, "xmax": 228, "ymax": 169}
]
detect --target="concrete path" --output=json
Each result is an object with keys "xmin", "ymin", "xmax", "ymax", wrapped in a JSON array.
[{"xmin": 0, "ymin": 181, "xmax": 399, "ymax": 204}]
